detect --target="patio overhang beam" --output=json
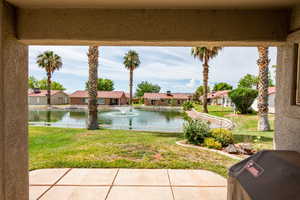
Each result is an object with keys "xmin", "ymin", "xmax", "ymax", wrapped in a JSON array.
[{"xmin": 17, "ymin": 9, "xmax": 289, "ymax": 46}]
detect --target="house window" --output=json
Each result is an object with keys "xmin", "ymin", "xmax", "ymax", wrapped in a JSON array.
[
  {"xmin": 110, "ymin": 99, "xmax": 118, "ymax": 105},
  {"xmin": 84, "ymin": 98, "xmax": 88, "ymax": 103},
  {"xmin": 97, "ymin": 98, "xmax": 105, "ymax": 105}
]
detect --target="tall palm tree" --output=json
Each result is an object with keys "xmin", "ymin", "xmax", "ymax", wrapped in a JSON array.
[
  {"xmin": 36, "ymin": 51, "xmax": 62, "ymax": 106},
  {"xmin": 87, "ymin": 46, "xmax": 99, "ymax": 130},
  {"xmin": 257, "ymin": 46, "xmax": 271, "ymax": 131},
  {"xmin": 123, "ymin": 50, "xmax": 141, "ymax": 105},
  {"xmin": 191, "ymin": 46, "xmax": 222, "ymax": 113}
]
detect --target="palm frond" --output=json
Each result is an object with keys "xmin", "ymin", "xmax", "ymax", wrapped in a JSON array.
[
  {"xmin": 123, "ymin": 50, "xmax": 141, "ymax": 71},
  {"xmin": 191, "ymin": 46, "xmax": 222, "ymax": 63},
  {"xmin": 36, "ymin": 51, "xmax": 63, "ymax": 74}
]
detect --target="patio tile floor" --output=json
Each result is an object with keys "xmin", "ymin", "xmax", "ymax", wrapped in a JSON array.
[{"xmin": 29, "ymin": 168, "xmax": 227, "ymax": 200}]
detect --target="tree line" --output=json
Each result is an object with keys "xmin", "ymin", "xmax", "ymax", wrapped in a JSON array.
[{"xmin": 33, "ymin": 46, "xmax": 273, "ymax": 131}]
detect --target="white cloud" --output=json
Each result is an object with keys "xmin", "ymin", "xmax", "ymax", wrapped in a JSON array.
[{"xmin": 186, "ymin": 78, "xmax": 196, "ymax": 89}]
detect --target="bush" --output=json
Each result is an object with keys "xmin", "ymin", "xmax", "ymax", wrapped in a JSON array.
[
  {"xmin": 170, "ymin": 99, "xmax": 177, "ymax": 107},
  {"xmin": 229, "ymin": 88, "xmax": 258, "ymax": 114},
  {"xmin": 139, "ymin": 98, "xmax": 144, "ymax": 104},
  {"xmin": 184, "ymin": 120, "xmax": 210, "ymax": 145},
  {"xmin": 210, "ymin": 128, "xmax": 234, "ymax": 147},
  {"xmin": 203, "ymin": 137, "xmax": 222, "ymax": 149},
  {"xmin": 182, "ymin": 101, "xmax": 194, "ymax": 111}
]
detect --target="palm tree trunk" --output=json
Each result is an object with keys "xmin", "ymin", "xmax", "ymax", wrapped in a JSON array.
[
  {"xmin": 129, "ymin": 69, "xmax": 133, "ymax": 105},
  {"xmin": 87, "ymin": 46, "xmax": 99, "ymax": 130},
  {"xmin": 202, "ymin": 61, "xmax": 209, "ymax": 113},
  {"xmin": 47, "ymin": 72, "xmax": 51, "ymax": 106},
  {"xmin": 257, "ymin": 46, "xmax": 271, "ymax": 131}
]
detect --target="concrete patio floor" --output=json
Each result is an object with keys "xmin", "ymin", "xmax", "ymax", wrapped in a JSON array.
[{"xmin": 29, "ymin": 168, "xmax": 227, "ymax": 200}]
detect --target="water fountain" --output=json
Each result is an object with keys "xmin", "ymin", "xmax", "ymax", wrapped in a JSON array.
[{"xmin": 106, "ymin": 106, "xmax": 139, "ymax": 117}]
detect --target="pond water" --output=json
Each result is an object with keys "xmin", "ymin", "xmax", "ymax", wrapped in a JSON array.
[{"xmin": 29, "ymin": 107, "xmax": 188, "ymax": 132}]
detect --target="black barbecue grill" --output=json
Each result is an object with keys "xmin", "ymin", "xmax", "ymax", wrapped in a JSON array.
[{"xmin": 228, "ymin": 150, "xmax": 300, "ymax": 200}]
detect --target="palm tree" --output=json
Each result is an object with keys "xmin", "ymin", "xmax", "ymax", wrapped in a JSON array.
[
  {"xmin": 87, "ymin": 46, "xmax": 99, "ymax": 130},
  {"xmin": 257, "ymin": 46, "xmax": 271, "ymax": 131},
  {"xmin": 191, "ymin": 46, "xmax": 222, "ymax": 113},
  {"xmin": 123, "ymin": 50, "xmax": 141, "ymax": 105},
  {"xmin": 36, "ymin": 51, "xmax": 62, "ymax": 106}
]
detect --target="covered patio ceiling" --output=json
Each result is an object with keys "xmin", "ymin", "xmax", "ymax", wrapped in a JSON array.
[{"xmin": 6, "ymin": 0, "xmax": 299, "ymax": 9}]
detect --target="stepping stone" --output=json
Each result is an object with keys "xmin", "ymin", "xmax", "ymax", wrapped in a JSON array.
[
  {"xmin": 40, "ymin": 186, "xmax": 109, "ymax": 200},
  {"xmin": 57, "ymin": 169, "xmax": 118, "ymax": 186},
  {"xmin": 29, "ymin": 186, "xmax": 50, "ymax": 200},
  {"xmin": 106, "ymin": 186, "xmax": 173, "ymax": 200},
  {"xmin": 114, "ymin": 169, "xmax": 169, "ymax": 186},
  {"xmin": 168, "ymin": 169, "xmax": 227, "ymax": 187},
  {"xmin": 172, "ymin": 187, "xmax": 227, "ymax": 200},
  {"xmin": 30, "ymin": 168, "xmax": 70, "ymax": 185}
]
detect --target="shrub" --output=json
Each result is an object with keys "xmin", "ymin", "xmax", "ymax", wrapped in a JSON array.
[
  {"xmin": 203, "ymin": 137, "xmax": 222, "ymax": 149},
  {"xmin": 184, "ymin": 120, "xmax": 210, "ymax": 145},
  {"xmin": 139, "ymin": 98, "xmax": 144, "ymax": 104},
  {"xmin": 170, "ymin": 99, "xmax": 177, "ymax": 107},
  {"xmin": 182, "ymin": 101, "xmax": 194, "ymax": 111},
  {"xmin": 229, "ymin": 88, "xmax": 258, "ymax": 114},
  {"xmin": 183, "ymin": 112, "xmax": 192, "ymax": 122},
  {"xmin": 210, "ymin": 128, "xmax": 234, "ymax": 147}
]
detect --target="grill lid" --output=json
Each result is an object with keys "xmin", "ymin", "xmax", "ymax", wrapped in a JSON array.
[{"xmin": 229, "ymin": 150, "xmax": 300, "ymax": 200}]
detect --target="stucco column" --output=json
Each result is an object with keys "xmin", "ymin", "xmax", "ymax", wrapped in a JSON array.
[
  {"xmin": 0, "ymin": 2, "xmax": 29, "ymax": 200},
  {"xmin": 275, "ymin": 44, "xmax": 300, "ymax": 152},
  {"xmin": 275, "ymin": 6, "xmax": 300, "ymax": 152}
]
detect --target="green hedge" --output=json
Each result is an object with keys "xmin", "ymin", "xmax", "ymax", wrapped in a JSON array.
[{"xmin": 229, "ymin": 88, "xmax": 258, "ymax": 114}]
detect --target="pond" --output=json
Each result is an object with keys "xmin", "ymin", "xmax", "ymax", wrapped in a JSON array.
[{"xmin": 29, "ymin": 107, "xmax": 188, "ymax": 132}]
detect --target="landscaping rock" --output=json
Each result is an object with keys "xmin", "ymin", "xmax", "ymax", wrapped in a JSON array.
[
  {"xmin": 224, "ymin": 143, "xmax": 255, "ymax": 155},
  {"xmin": 236, "ymin": 143, "xmax": 255, "ymax": 155},
  {"xmin": 224, "ymin": 144, "xmax": 239, "ymax": 154},
  {"xmin": 236, "ymin": 146, "xmax": 247, "ymax": 155}
]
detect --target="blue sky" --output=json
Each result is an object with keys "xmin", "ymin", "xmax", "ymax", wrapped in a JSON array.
[{"xmin": 29, "ymin": 46, "xmax": 277, "ymax": 94}]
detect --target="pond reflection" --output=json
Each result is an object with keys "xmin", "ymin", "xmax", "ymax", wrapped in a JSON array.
[{"xmin": 29, "ymin": 108, "xmax": 186, "ymax": 132}]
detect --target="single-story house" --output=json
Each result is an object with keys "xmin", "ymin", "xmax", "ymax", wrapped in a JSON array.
[
  {"xmin": 125, "ymin": 93, "xmax": 139, "ymax": 104},
  {"xmin": 203, "ymin": 90, "xmax": 232, "ymax": 107},
  {"xmin": 69, "ymin": 90, "xmax": 127, "ymax": 105},
  {"xmin": 143, "ymin": 91, "xmax": 192, "ymax": 106},
  {"xmin": 252, "ymin": 87, "xmax": 276, "ymax": 113},
  {"xmin": 28, "ymin": 89, "xmax": 69, "ymax": 105}
]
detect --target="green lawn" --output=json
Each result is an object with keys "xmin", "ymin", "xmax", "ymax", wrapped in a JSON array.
[
  {"xmin": 29, "ymin": 126, "xmax": 236, "ymax": 177},
  {"xmin": 193, "ymin": 104, "xmax": 233, "ymax": 117},
  {"xmin": 29, "ymin": 105, "xmax": 274, "ymax": 177},
  {"xmin": 194, "ymin": 104, "xmax": 274, "ymax": 150}
]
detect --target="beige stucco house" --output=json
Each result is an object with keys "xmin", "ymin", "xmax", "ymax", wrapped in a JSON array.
[
  {"xmin": 252, "ymin": 87, "xmax": 276, "ymax": 113},
  {"xmin": 28, "ymin": 89, "xmax": 69, "ymax": 105},
  {"xmin": 143, "ymin": 91, "xmax": 192, "ymax": 106},
  {"xmin": 206, "ymin": 90, "xmax": 233, "ymax": 107},
  {"xmin": 1, "ymin": 0, "xmax": 300, "ymax": 199},
  {"xmin": 69, "ymin": 90, "xmax": 127, "ymax": 105}
]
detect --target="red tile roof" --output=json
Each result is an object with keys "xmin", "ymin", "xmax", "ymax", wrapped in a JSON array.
[
  {"xmin": 28, "ymin": 90, "xmax": 64, "ymax": 97},
  {"xmin": 207, "ymin": 90, "xmax": 230, "ymax": 99},
  {"xmin": 268, "ymin": 87, "xmax": 276, "ymax": 95},
  {"xmin": 207, "ymin": 87, "xmax": 276, "ymax": 99},
  {"xmin": 143, "ymin": 93, "xmax": 192, "ymax": 100},
  {"xmin": 69, "ymin": 90, "xmax": 125, "ymax": 99}
]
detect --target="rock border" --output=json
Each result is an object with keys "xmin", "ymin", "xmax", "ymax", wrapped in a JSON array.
[
  {"xmin": 176, "ymin": 140, "xmax": 242, "ymax": 160},
  {"xmin": 186, "ymin": 108, "xmax": 235, "ymax": 130}
]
